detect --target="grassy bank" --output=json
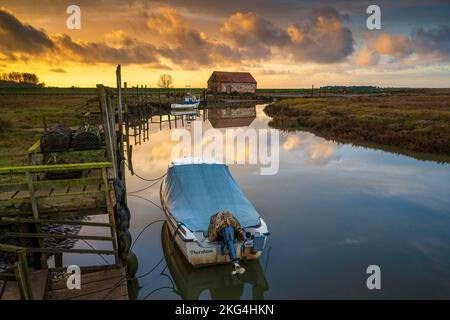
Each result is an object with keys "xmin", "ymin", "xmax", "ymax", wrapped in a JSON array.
[
  {"xmin": 0, "ymin": 92, "xmax": 99, "ymax": 167},
  {"xmin": 264, "ymin": 90, "xmax": 450, "ymax": 158}
]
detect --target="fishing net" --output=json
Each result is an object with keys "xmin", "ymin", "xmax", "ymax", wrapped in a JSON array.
[
  {"xmin": 207, "ymin": 211, "xmax": 245, "ymax": 242},
  {"xmin": 40, "ymin": 124, "xmax": 72, "ymax": 152},
  {"xmin": 73, "ymin": 125, "xmax": 101, "ymax": 150}
]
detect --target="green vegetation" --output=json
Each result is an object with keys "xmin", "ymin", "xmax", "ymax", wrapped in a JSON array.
[
  {"xmin": 264, "ymin": 90, "xmax": 450, "ymax": 157},
  {"xmin": 0, "ymin": 91, "xmax": 99, "ymax": 167}
]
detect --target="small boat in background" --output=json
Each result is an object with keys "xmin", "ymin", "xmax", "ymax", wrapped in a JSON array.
[
  {"xmin": 160, "ymin": 158, "xmax": 269, "ymax": 272},
  {"xmin": 170, "ymin": 94, "xmax": 200, "ymax": 109}
]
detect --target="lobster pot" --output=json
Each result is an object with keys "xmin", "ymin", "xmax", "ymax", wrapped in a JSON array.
[
  {"xmin": 73, "ymin": 125, "xmax": 101, "ymax": 150},
  {"xmin": 40, "ymin": 125, "xmax": 72, "ymax": 153}
]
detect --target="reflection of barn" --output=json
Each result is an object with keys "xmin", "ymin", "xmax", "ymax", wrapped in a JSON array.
[
  {"xmin": 207, "ymin": 71, "xmax": 257, "ymax": 94},
  {"xmin": 208, "ymin": 106, "xmax": 256, "ymax": 128}
]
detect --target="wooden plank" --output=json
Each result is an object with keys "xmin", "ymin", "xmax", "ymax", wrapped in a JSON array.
[
  {"xmin": 0, "ymin": 207, "xmax": 107, "ymax": 218},
  {"xmin": 50, "ymin": 266, "xmax": 125, "ymax": 290},
  {"xmin": 0, "ymin": 217, "xmax": 111, "ymax": 227},
  {"xmin": 0, "ymin": 162, "xmax": 112, "ymax": 174},
  {"xmin": 5, "ymin": 232, "xmax": 114, "ymax": 241},
  {"xmin": 1, "ymin": 270, "xmax": 48, "ymax": 300},
  {"xmin": 27, "ymin": 248, "xmax": 116, "ymax": 255},
  {"xmin": 0, "ymin": 183, "xmax": 27, "ymax": 193},
  {"xmin": 0, "ymin": 192, "xmax": 105, "ymax": 215},
  {"xmin": 47, "ymin": 266, "xmax": 127, "ymax": 300},
  {"xmin": 0, "ymin": 191, "xmax": 17, "ymax": 200},
  {"xmin": 34, "ymin": 177, "xmax": 103, "ymax": 190}
]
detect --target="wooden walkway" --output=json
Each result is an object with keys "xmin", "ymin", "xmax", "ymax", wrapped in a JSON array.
[{"xmin": 0, "ymin": 265, "xmax": 128, "ymax": 300}]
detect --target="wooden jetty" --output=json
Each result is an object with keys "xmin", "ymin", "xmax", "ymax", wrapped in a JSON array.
[{"xmin": 0, "ymin": 66, "xmax": 136, "ymax": 300}]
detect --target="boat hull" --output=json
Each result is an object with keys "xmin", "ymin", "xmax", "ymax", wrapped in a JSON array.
[
  {"xmin": 170, "ymin": 102, "xmax": 200, "ymax": 109},
  {"xmin": 166, "ymin": 216, "xmax": 264, "ymax": 267}
]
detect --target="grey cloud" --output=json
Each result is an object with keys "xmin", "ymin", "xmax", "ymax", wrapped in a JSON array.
[
  {"xmin": 50, "ymin": 68, "xmax": 67, "ymax": 73},
  {"xmin": 412, "ymin": 25, "xmax": 450, "ymax": 62},
  {"xmin": 0, "ymin": 8, "xmax": 55, "ymax": 54},
  {"xmin": 220, "ymin": 8, "xmax": 354, "ymax": 63}
]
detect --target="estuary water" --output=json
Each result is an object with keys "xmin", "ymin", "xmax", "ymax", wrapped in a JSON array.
[{"xmin": 69, "ymin": 104, "xmax": 450, "ymax": 299}]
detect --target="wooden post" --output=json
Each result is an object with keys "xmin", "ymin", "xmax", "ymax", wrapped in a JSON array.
[
  {"xmin": 116, "ymin": 66, "xmax": 126, "ymax": 188},
  {"xmin": 124, "ymin": 82, "xmax": 131, "ymax": 178},
  {"xmin": 25, "ymin": 170, "xmax": 46, "ymax": 268},
  {"xmin": 17, "ymin": 248, "xmax": 33, "ymax": 300},
  {"xmin": 102, "ymin": 167, "xmax": 120, "ymax": 265},
  {"xmin": 97, "ymin": 85, "xmax": 117, "ymax": 180}
]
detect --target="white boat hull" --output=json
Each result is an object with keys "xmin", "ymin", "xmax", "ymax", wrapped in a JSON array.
[
  {"xmin": 164, "ymin": 212, "xmax": 268, "ymax": 267},
  {"xmin": 170, "ymin": 101, "xmax": 200, "ymax": 109}
]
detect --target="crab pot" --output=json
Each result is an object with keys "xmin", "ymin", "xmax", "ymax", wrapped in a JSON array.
[
  {"xmin": 73, "ymin": 125, "xmax": 101, "ymax": 150},
  {"xmin": 40, "ymin": 124, "xmax": 72, "ymax": 153}
]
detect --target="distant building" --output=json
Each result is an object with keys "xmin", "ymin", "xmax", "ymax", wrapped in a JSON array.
[{"xmin": 207, "ymin": 71, "xmax": 257, "ymax": 94}]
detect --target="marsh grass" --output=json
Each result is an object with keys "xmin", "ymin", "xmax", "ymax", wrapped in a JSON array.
[
  {"xmin": 264, "ymin": 91, "xmax": 450, "ymax": 156},
  {"xmin": 0, "ymin": 93, "xmax": 100, "ymax": 167}
]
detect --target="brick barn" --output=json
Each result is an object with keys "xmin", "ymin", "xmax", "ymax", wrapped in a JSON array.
[{"xmin": 207, "ymin": 71, "xmax": 257, "ymax": 94}]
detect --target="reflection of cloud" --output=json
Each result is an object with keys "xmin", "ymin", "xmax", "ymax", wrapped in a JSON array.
[
  {"xmin": 310, "ymin": 143, "xmax": 335, "ymax": 161},
  {"xmin": 282, "ymin": 132, "xmax": 340, "ymax": 166},
  {"xmin": 283, "ymin": 135, "xmax": 301, "ymax": 151}
]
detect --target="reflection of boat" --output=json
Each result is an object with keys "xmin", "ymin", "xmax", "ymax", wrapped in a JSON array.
[
  {"xmin": 171, "ymin": 94, "xmax": 200, "ymax": 109},
  {"xmin": 170, "ymin": 110, "xmax": 198, "ymax": 117},
  {"xmin": 161, "ymin": 222, "xmax": 269, "ymax": 299},
  {"xmin": 208, "ymin": 106, "xmax": 256, "ymax": 128},
  {"xmin": 160, "ymin": 158, "xmax": 269, "ymax": 267}
]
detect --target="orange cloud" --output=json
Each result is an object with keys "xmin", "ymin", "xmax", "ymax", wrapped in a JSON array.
[
  {"xmin": 355, "ymin": 47, "xmax": 380, "ymax": 66},
  {"xmin": 369, "ymin": 33, "xmax": 413, "ymax": 59}
]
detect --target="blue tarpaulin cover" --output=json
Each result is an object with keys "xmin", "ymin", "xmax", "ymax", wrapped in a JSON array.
[{"xmin": 161, "ymin": 163, "xmax": 261, "ymax": 232}]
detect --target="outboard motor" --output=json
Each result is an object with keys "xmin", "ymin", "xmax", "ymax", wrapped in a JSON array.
[{"xmin": 208, "ymin": 211, "xmax": 246, "ymax": 275}]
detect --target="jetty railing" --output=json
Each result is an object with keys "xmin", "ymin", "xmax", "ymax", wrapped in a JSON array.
[
  {"xmin": 0, "ymin": 243, "xmax": 33, "ymax": 299},
  {"xmin": 0, "ymin": 162, "xmax": 119, "ymax": 268}
]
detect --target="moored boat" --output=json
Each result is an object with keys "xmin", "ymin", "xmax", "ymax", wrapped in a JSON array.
[
  {"xmin": 160, "ymin": 158, "xmax": 269, "ymax": 270},
  {"xmin": 170, "ymin": 94, "xmax": 200, "ymax": 109}
]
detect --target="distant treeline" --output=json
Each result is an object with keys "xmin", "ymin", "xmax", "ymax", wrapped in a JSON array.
[
  {"xmin": 320, "ymin": 86, "xmax": 379, "ymax": 91},
  {"xmin": 0, "ymin": 72, "xmax": 45, "ymax": 88}
]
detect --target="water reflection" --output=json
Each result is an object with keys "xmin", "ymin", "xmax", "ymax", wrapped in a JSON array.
[{"xmin": 120, "ymin": 103, "xmax": 450, "ymax": 299}]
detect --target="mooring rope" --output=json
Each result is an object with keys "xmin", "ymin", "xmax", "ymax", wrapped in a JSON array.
[
  {"xmin": 128, "ymin": 176, "xmax": 165, "ymax": 194},
  {"xmin": 130, "ymin": 219, "xmax": 165, "ymax": 250},
  {"xmin": 128, "ymin": 194, "xmax": 163, "ymax": 211},
  {"xmin": 125, "ymin": 161, "xmax": 167, "ymax": 182},
  {"xmin": 133, "ymin": 223, "xmax": 183, "ymax": 280},
  {"xmin": 101, "ymin": 223, "xmax": 182, "ymax": 300}
]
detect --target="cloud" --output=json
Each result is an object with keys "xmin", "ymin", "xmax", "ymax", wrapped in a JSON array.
[
  {"xmin": 355, "ymin": 47, "xmax": 380, "ymax": 66},
  {"xmin": 0, "ymin": 8, "xmax": 54, "ymax": 55},
  {"xmin": 54, "ymin": 33, "xmax": 161, "ymax": 65},
  {"xmin": 221, "ymin": 12, "xmax": 290, "ymax": 60},
  {"xmin": 50, "ymin": 68, "xmax": 66, "ymax": 73},
  {"xmin": 356, "ymin": 26, "xmax": 450, "ymax": 67},
  {"xmin": 286, "ymin": 8, "xmax": 354, "ymax": 63},
  {"xmin": 412, "ymin": 25, "xmax": 450, "ymax": 62},
  {"xmin": 220, "ymin": 8, "xmax": 354, "ymax": 64},
  {"xmin": 369, "ymin": 33, "xmax": 413, "ymax": 59},
  {"xmin": 147, "ymin": 7, "xmax": 244, "ymax": 67}
]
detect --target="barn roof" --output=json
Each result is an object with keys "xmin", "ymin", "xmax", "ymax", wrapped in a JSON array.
[{"xmin": 208, "ymin": 71, "xmax": 257, "ymax": 84}]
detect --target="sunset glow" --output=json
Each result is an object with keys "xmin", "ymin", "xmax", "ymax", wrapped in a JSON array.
[{"xmin": 1, "ymin": 0, "xmax": 449, "ymax": 88}]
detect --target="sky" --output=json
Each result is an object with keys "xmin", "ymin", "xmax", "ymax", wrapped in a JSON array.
[{"xmin": 0, "ymin": 0, "xmax": 450, "ymax": 88}]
